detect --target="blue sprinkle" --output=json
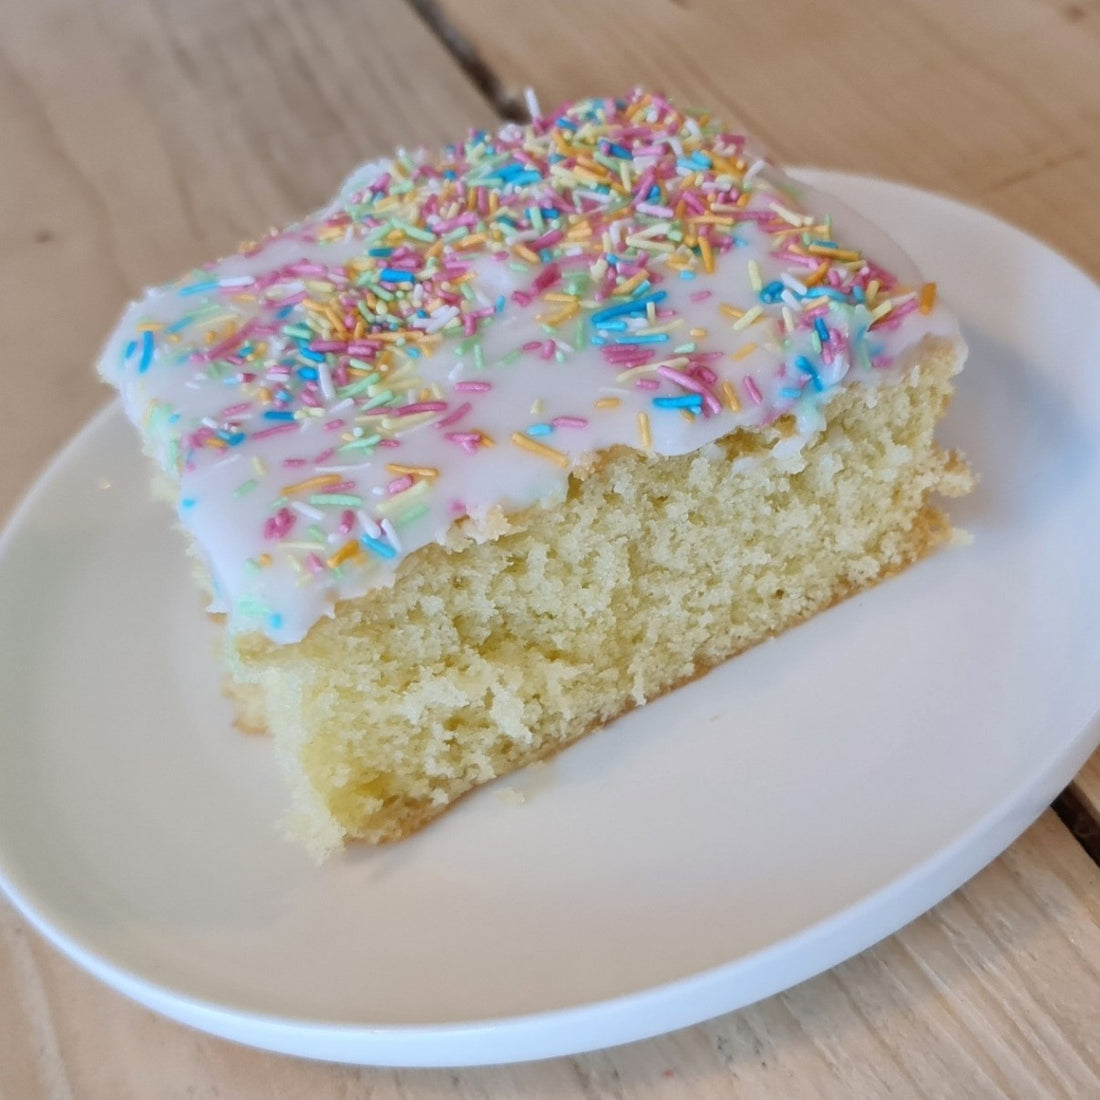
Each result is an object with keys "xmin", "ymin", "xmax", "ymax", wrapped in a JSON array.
[
  {"xmin": 804, "ymin": 287, "xmax": 849, "ymax": 303},
  {"xmin": 406, "ymin": 345, "xmax": 421, "ymax": 359},
  {"xmin": 814, "ymin": 318, "xmax": 830, "ymax": 343},
  {"xmin": 679, "ymin": 270, "xmax": 697, "ymax": 280},
  {"xmin": 298, "ymin": 367, "xmax": 319, "ymax": 381},
  {"xmin": 263, "ymin": 410, "xmax": 295, "ymax": 421},
  {"xmin": 591, "ymin": 290, "xmax": 668, "ymax": 326},
  {"xmin": 495, "ymin": 295, "xmax": 506, "ymax": 314},
  {"xmin": 692, "ymin": 151, "xmax": 712, "ymax": 168},
  {"xmin": 526, "ymin": 423, "xmax": 554, "ymax": 437},
  {"xmin": 653, "ymin": 394, "xmax": 703, "ymax": 409},
  {"xmin": 123, "ymin": 338, "xmax": 137, "ymax": 361},
  {"xmin": 268, "ymin": 613, "xmax": 284, "ymax": 631},
  {"xmin": 614, "ymin": 333, "xmax": 669, "ymax": 345},
  {"xmin": 646, "ymin": 185, "xmax": 661, "ymax": 202},
  {"xmin": 298, "ymin": 347, "xmax": 325, "ymax": 363},
  {"xmin": 760, "ymin": 280, "xmax": 785, "ymax": 304},
  {"xmin": 379, "ymin": 268, "xmax": 415, "ymax": 283},
  {"xmin": 852, "ymin": 285, "xmax": 866, "ymax": 303},
  {"xmin": 179, "ymin": 498, "xmax": 196, "ymax": 510},
  {"xmin": 557, "ymin": 118, "xmax": 578, "ymax": 131},
  {"xmin": 794, "ymin": 355, "xmax": 824, "ymax": 391},
  {"xmin": 598, "ymin": 320, "xmax": 627, "ymax": 331},
  {"xmin": 222, "ymin": 431, "xmax": 247, "ymax": 446},
  {"xmin": 368, "ymin": 247, "xmax": 394, "ymax": 257},
  {"xmin": 360, "ymin": 535, "xmax": 397, "ymax": 560},
  {"xmin": 606, "ymin": 143, "xmax": 631, "ymax": 158},
  {"xmin": 275, "ymin": 305, "xmax": 295, "ymax": 320},
  {"xmin": 138, "ymin": 330, "xmax": 155, "ymax": 373},
  {"xmin": 178, "ymin": 279, "xmax": 218, "ymax": 297},
  {"xmin": 510, "ymin": 170, "xmax": 542, "ymax": 186},
  {"xmin": 779, "ymin": 387, "xmax": 804, "ymax": 399}
]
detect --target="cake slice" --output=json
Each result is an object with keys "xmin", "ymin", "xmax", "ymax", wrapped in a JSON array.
[{"xmin": 99, "ymin": 91, "xmax": 971, "ymax": 857}]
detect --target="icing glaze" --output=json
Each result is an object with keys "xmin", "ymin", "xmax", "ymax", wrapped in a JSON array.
[{"xmin": 98, "ymin": 91, "xmax": 959, "ymax": 643}]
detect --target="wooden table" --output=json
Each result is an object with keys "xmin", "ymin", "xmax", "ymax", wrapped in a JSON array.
[{"xmin": 2, "ymin": 1, "xmax": 1099, "ymax": 1094}]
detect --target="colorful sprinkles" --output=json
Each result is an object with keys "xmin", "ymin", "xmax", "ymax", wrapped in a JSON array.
[{"xmin": 102, "ymin": 89, "xmax": 950, "ymax": 641}]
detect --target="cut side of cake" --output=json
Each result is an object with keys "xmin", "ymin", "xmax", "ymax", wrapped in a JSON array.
[{"xmin": 99, "ymin": 90, "xmax": 971, "ymax": 857}]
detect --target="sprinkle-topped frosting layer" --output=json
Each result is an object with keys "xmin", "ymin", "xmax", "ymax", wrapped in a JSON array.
[{"xmin": 99, "ymin": 90, "xmax": 957, "ymax": 643}]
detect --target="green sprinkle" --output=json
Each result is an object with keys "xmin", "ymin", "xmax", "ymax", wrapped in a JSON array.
[
  {"xmin": 234, "ymin": 479, "xmax": 258, "ymax": 498},
  {"xmin": 393, "ymin": 503, "xmax": 430, "ymax": 528},
  {"xmin": 309, "ymin": 493, "xmax": 363, "ymax": 507}
]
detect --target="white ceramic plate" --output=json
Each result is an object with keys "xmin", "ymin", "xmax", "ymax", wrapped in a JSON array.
[{"xmin": 2, "ymin": 172, "xmax": 1099, "ymax": 1067}]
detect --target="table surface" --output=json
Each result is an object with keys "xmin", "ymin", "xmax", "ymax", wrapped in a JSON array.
[{"xmin": 2, "ymin": 1, "xmax": 1099, "ymax": 1095}]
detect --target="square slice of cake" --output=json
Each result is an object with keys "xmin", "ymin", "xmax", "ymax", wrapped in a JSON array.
[{"xmin": 99, "ymin": 90, "xmax": 972, "ymax": 857}]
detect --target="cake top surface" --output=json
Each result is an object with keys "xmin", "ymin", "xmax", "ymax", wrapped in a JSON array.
[{"xmin": 99, "ymin": 90, "xmax": 958, "ymax": 643}]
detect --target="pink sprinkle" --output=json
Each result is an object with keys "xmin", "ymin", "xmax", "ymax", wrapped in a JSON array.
[
  {"xmin": 338, "ymin": 510, "xmax": 355, "ymax": 536},
  {"xmin": 657, "ymin": 365, "xmax": 722, "ymax": 415},
  {"xmin": 449, "ymin": 500, "xmax": 468, "ymax": 516},
  {"xmin": 531, "ymin": 229, "xmax": 564, "ymax": 250},
  {"xmin": 689, "ymin": 290, "xmax": 713, "ymax": 302},
  {"xmin": 512, "ymin": 290, "xmax": 533, "ymax": 307},
  {"xmin": 263, "ymin": 508, "xmax": 295, "ymax": 540},
  {"xmin": 540, "ymin": 341, "xmax": 556, "ymax": 360},
  {"xmin": 220, "ymin": 402, "xmax": 251, "ymax": 418},
  {"xmin": 310, "ymin": 340, "xmax": 347, "ymax": 353},
  {"xmin": 696, "ymin": 366, "xmax": 718, "ymax": 385},
  {"xmin": 378, "ymin": 438, "xmax": 401, "ymax": 449},
  {"xmin": 552, "ymin": 416, "xmax": 588, "ymax": 429},
  {"xmin": 347, "ymin": 341, "xmax": 382, "ymax": 356},
  {"xmin": 532, "ymin": 264, "xmax": 561, "ymax": 293},
  {"xmin": 305, "ymin": 553, "xmax": 325, "ymax": 575},
  {"xmin": 391, "ymin": 401, "xmax": 447, "ymax": 417},
  {"xmin": 454, "ymin": 381, "xmax": 492, "ymax": 392},
  {"xmin": 324, "ymin": 419, "xmax": 345, "ymax": 431},
  {"xmin": 436, "ymin": 401, "xmax": 472, "ymax": 429},
  {"xmin": 636, "ymin": 378, "xmax": 659, "ymax": 391},
  {"xmin": 522, "ymin": 340, "xmax": 542, "ymax": 352},
  {"xmin": 252, "ymin": 422, "xmax": 299, "ymax": 440},
  {"xmin": 744, "ymin": 376, "xmax": 763, "ymax": 405},
  {"xmin": 387, "ymin": 475, "xmax": 414, "ymax": 495},
  {"xmin": 282, "ymin": 457, "xmax": 307, "ymax": 469}
]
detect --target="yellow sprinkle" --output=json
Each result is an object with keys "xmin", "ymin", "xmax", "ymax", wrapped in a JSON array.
[
  {"xmin": 544, "ymin": 292, "xmax": 579, "ymax": 303},
  {"xmin": 595, "ymin": 397, "xmax": 621, "ymax": 409},
  {"xmin": 479, "ymin": 432, "xmax": 495, "ymax": 447},
  {"xmin": 538, "ymin": 302, "xmax": 580, "ymax": 327},
  {"xmin": 919, "ymin": 282, "xmax": 937, "ymax": 314},
  {"xmin": 385, "ymin": 464, "xmax": 439, "ymax": 478},
  {"xmin": 375, "ymin": 480, "xmax": 430, "ymax": 516},
  {"xmin": 722, "ymin": 380, "xmax": 742, "ymax": 413},
  {"xmin": 251, "ymin": 456, "xmax": 267, "ymax": 477},
  {"xmin": 689, "ymin": 214, "xmax": 735, "ymax": 226},
  {"xmin": 748, "ymin": 259, "xmax": 762, "ymax": 292},
  {"xmin": 513, "ymin": 244, "xmax": 540, "ymax": 264},
  {"xmin": 733, "ymin": 305, "xmax": 764, "ymax": 330},
  {"xmin": 281, "ymin": 474, "xmax": 343, "ymax": 496},
  {"xmin": 869, "ymin": 300, "xmax": 894, "ymax": 323},
  {"xmin": 511, "ymin": 432, "xmax": 569, "ymax": 468},
  {"xmin": 637, "ymin": 411, "xmax": 652, "ymax": 450},
  {"xmin": 612, "ymin": 271, "xmax": 648, "ymax": 297},
  {"xmin": 769, "ymin": 202, "xmax": 808, "ymax": 227},
  {"xmin": 719, "ymin": 303, "xmax": 744, "ymax": 321},
  {"xmin": 453, "ymin": 233, "xmax": 488, "ymax": 251},
  {"xmin": 699, "ymin": 235, "xmax": 715, "ymax": 274},
  {"xmin": 327, "ymin": 541, "xmax": 361, "ymax": 568},
  {"xmin": 732, "ymin": 342, "xmax": 758, "ymax": 361},
  {"xmin": 136, "ymin": 321, "xmax": 165, "ymax": 333},
  {"xmin": 807, "ymin": 244, "xmax": 861, "ymax": 262},
  {"xmin": 530, "ymin": 399, "xmax": 544, "ymax": 415},
  {"xmin": 257, "ymin": 553, "xmax": 272, "ymax": 568},
  {"xmin": 689, "ymin": 328, "xmax": 708, "ymax": 339},
  {"xmin": 680, "ymin": 409, "xmax": 694, "ymax": 423}
]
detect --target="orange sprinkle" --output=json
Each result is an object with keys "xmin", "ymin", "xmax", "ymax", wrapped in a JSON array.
[
  {"xmin": 722, "ymin": 380, "xmax": 742, "ymax": 413},
  {"xmin": 385, "ymin": 464, "xmax": 439, "ymax": 478},
  {"xmin": 511, "ymin": 432, "xmax": 569, "ymax": 468},
  {"xmin": 919, "ymin": 282, "xmax": 937, "ymax": 314},
  {"xmin": 513, "ymin": 244, "xmax": 540, "ymax": 264},
  {"xmin": 595, "ymin": 397, "xmax": 621, "ymax": 409},
  {"xmin": 327, "ymin": 541, "xmax": 361, "ymax": 568},
  {"xmin": 637, "ymin": 411, "xmax": 652, "ymax": 450},
  {"xmin": 732, "ymin": 342, "xmax": 758, "ymax": 361},
  {"xmin": 699, "ymin": 236, "xmax": 715, "ymax": 274},
  {"xmin": 281, "ymin": 474, "xmax": 343, "ymax": 496},
  {"xmin": 807, "ymin": 244, "xmax": 862, "ymax": 262},
  {"xmin": 256, "ymin": 553, "xmax": 272, "ymax": 568},
  {"xmin": 719, "ymin": 303, "xmax": 744, "ymax": 320},
  {"xmin": 803, "ymin": 261, "xmax": 831, "ymax": 288}
]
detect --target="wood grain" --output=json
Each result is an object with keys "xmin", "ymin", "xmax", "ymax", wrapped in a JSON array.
[{"xmin": 3, "ymin": 0, "xmax": 1100, "ymax": 1096}]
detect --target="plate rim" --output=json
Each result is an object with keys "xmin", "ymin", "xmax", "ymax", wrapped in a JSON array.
[{"xmin": 2, "ymin": 170, "xmax": 1100, "ymax": 1067}]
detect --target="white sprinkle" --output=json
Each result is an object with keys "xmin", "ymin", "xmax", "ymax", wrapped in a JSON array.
[
  {"xmin": 291, "ymin": 501, "xmax": 324, "ymax": 522},
  {"xmin": 780, "ymin": 272, "xmax": 809, "ymax": 295},
  {"xmin": 357, "ymin": 509, "xmax": 383, "ymax": 539},
  {"xmin": 524, "ymin": 87, "xmax": 542, "ymax": 120},
  {"xmin": 381, "ymin": 517, "xmax": 402, "ymax": 553},
  {"xmin": 318, "ymin": 362, "xmax": 335, "ymax": 403},
  {"xmin": 218, "ymin": 275, "xmax": 255, "ymax": 288}
]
